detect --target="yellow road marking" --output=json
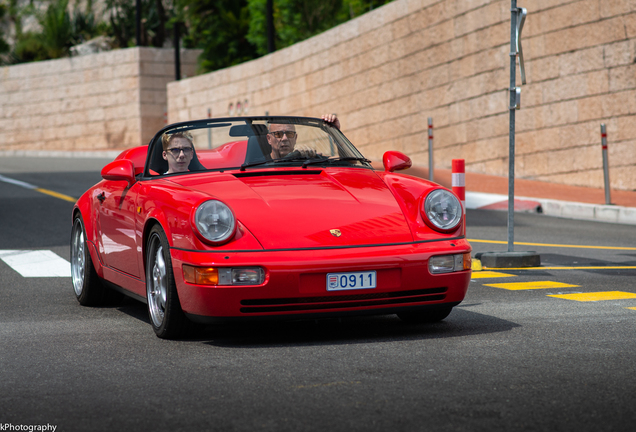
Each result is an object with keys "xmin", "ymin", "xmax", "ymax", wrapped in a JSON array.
[
  {"xmin": 485, "ymin": 281, "xmax": 579, "ymax": 290},
  {"xmin": 471, "ymin": 259, "xmax": 482, "ymax": 271},
  {"xmin": 468, "ymin": 239, "xmax": 636, "ymax": 251},
  {"xmin": 34, "ymin": 188, "xmax": 77, "ymax": 203},
  {"xmin": 626, "ymin": 307, "xmax": 636, "ymax": 311},
  {"xmin": 472, "ymin": 271, "xmax": 517, "ymax": 279},
  {"xmin": 482, "ymin": 266, "xmax": 636, "ymax": 271},
  {"xmin": 548, "ymin": 291, "xmax": 636, "ymax": 302}
]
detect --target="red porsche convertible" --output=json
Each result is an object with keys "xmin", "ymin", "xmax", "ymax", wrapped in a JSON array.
[{"xmin": 71, "ymin": 116, "xmax": 471, "ymax": 338}]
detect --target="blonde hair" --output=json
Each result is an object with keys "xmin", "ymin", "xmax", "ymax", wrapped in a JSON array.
[{"xmin": 162, "ymin": 131, "xmax": 194, "ymax": 151}]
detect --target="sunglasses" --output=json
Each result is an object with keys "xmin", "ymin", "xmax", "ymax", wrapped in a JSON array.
[
  {"xmin": 269, "ymin": 131, "xmax": 297, "ymax": 139},
  {"xmin": 166, "ymin": 147, "xmax": 193, "ymax": 157}
]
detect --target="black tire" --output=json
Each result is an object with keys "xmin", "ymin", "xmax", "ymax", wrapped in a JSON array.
[
  {"xmin": 70, "ymin": 215, "xmax": 122, "ymax": 306},
  {"xmin": 146, "ymin": 225, "xmax": 190, "ymax": 339},
  {"xmin": 397, "ymin": 307, "xmax": 453, "ymax": 324}
]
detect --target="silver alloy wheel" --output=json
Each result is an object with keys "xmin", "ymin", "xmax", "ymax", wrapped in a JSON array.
[
  {"xmin": 147, "ymin": 235, "xmax": 168, "ymax": 328},
  {"xmin": 71, "ymin": 218, "xmax": 86, "ymax": 296}
]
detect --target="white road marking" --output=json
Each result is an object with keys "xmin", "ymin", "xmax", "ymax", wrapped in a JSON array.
[
  {"xmin": 0, "ymin": 173, "xmax": 77, "ymax": 202},
  {"xmin": 0, "ymin": 174, "xmax": 38, "ymax": 189},
  {"xmin": 465, "ymin": 192, "xmax": 508, "ymax": 209},
  {"xmin": 0, "ymin": 250, "xmax": 71, "ymax": 277}
]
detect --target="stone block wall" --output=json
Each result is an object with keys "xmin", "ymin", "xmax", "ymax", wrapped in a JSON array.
[
  {"xmin": 167, "ymin": 0, "xmax": 636, "ymax": 191},
  {"xmin": 0, "ymin": 47, "xmax": 199, "ymax": 152}
]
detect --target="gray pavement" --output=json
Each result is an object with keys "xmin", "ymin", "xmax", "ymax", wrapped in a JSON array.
[{"xmin": 1, "ymin": 158, "xmax": 636, "ymax": 431}]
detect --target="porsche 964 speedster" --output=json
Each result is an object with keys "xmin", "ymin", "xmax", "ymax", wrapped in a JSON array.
[{"xmin": 71, "ymin": 116, "xmax": 471, "ymax": 338}]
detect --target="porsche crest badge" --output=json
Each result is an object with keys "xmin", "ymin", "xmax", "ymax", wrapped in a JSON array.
[{"xmin": 330, "ymin": 229, "xmax": 342, "ymax": 237}]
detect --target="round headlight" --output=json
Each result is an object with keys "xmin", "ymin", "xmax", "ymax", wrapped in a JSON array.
[
  {"xmin": 422, "ymin": 189, "xmax": 462, "ymax": 231},
  {"xmin": 193, "ymin": 200, "xmax": 236, "ymax": 244}
]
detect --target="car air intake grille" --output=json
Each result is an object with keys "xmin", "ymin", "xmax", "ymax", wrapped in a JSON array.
[
  {"xmin": 240, "ymin": 287, "xmax": 447, "ymax": 313},
  {"xmin": 233, "ymin": 170, "xmax": 322, "ymax": 178}
]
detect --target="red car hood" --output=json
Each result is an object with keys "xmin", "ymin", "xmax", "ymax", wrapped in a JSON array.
[{"xmin": 170, "ymin": 169, "xmax": 413, "ymax": 249}]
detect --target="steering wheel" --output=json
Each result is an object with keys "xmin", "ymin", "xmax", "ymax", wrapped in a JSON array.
[{"xmin": 282, "ymin": 150, "xmax": 303, "ymax": 159}]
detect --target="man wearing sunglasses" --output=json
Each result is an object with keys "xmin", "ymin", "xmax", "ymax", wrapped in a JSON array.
[
  {"xmin": 267, "ymin": 114, "xmax": 340, "ymax": 159},
  {"xmin": 162, "ymin": 131, "xmax": 195, "ymax": 173}
]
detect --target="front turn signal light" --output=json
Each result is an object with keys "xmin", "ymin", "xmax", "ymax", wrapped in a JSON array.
[
  {"xmin": 183, "ymin": 265, "xmax": 265, "ymax": 286},
  {"xmin": 429, "ymin": 253, "xmax": 471, "ymax": 274},
  {"xmin": 183, "ymin": 265, "xmax": 219, "ymax": 285}
]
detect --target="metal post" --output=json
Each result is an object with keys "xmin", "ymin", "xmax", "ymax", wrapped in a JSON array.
[
  {"xmin": 135, "ymin": 0, "xmax": 142, "ymax": 46},
  {"xmin": 478, "ymin": 3, "xmax": 538, "ymax": 270},
  {"xmin": 266, "ymin": 0, "xmax": 275, "ymax": 53},
  {"xmin": 508, "ymin": 0, "xmax": 518, "ymax": 253},
  {"xmin": 428, "ymin": 117, "xmax": 434, "ymax": 182},
  {"xmin": 208, "ymin": 108, "xmax": 212, "ymax": 149},
  {"xmin": 174, "ymin": 22, "xmax": 181, "ymax": 81},
  {"xmin": 601, "ymin": 124, "xmax": 611, "ymax": 205}
]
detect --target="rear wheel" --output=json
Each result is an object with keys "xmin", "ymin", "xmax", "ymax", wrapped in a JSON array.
[
  {"xmin": 71, "ymin": 215, "xmax": 122, "ymax": 306},
  {"xmin": 397, "ymin": 307, "xmax": 453, "ymax": 324},
  {"xmin": 146, "ymin": 226, "xmax": 190, "ymax": 339}
]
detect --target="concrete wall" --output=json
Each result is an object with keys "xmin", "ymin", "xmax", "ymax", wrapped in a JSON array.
[
  {"xmin": 0, "ymin": 47, "xmax": 199, "ymax": 152},
  {"xmin": 167, "ymin": 0, "xmax": 636, "ymax": 191}
]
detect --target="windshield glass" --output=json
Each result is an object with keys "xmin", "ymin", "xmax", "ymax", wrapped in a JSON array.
[{"xmin": 145, "ymin": 117, "xmax": 371, "ymax": 177}]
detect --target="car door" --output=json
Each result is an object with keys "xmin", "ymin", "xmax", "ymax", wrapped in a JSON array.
[{"xmin": 96, "ymin": 180, "xmax": 142, "ymax": 278}]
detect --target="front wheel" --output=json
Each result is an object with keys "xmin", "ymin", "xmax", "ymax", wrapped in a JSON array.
[
  {"xmin": 397, "ymin": 307, "xmax": 453, "ymax": 324},
  {"xmin": 146, "ymin": 226, "xmax": 190, "ymax": 339},
  {"xmin": 71, "ymin": 215, "xmax": 122, "ymax": 306}
]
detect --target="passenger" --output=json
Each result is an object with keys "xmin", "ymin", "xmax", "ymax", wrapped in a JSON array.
[
  {"xmin": 162, "ymin": 131, "xmax": 194, "ymax": 173},
  {"xmin": 266, "ymin": 114, "xmax": 340, "ymax": 159}
]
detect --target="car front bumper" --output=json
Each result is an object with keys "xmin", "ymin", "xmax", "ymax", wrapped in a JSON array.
[{"xmin": 170, "ymin": 239, "xmax": 471, "ymax": 321}]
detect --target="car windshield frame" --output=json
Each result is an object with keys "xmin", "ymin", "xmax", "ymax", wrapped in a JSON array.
[{"xmin": 141, "ymin": 116, "xmax": 373, "ymax": 179}]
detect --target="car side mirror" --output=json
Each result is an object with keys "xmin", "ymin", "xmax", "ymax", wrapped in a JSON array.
[
  {"xmin": 101, "ymin": 159, "xmax": 136, "ymax": 185},
  {"xmin": 382, "ymin": 151, "xmax": 412, "ymax": 172}
]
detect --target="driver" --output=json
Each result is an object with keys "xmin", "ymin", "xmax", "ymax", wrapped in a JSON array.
[
  {"xmin": 267, "ymin": 123, "xmax": 302, "ymax": 159},
  {"xmin": 267, "ymin": 114, "xmax": 340, "ymax": 159},
  {"xmin": 162, "ymin": 131, "xmax": 194, "ymax": 173}
]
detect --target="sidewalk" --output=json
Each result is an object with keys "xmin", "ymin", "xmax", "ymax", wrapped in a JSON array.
[{"xmin": 403, "ymin": 166, "xmax": 636, "ymax": 226}]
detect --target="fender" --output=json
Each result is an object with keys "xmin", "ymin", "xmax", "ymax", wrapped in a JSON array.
[
  {"xmin": 136, "ymin": 181, "xmax": 204, "ymax": 279},
  {"xmin": 73, "ymin": 192, "xmax": 106, "ymax": 278},
  {"xmin": 376, "ymin": 171, "xmax": 466, "ymax": 239}
]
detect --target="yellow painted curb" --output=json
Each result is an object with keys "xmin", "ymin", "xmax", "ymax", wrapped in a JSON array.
[
  {"xmin": 548, "ymin": 291, "xmax": 636, "ymax": 302},
  {"xmin": 471, "ymin": 271, "xmax": 517, "ymax": 279},
  {"xmin": 485, "ymin": 281, "xmax": 579, "ymax": 291}
]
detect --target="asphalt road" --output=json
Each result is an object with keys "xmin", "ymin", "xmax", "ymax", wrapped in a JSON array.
[{"xmin": 1, "ymin": 157, "xmax": 636, "ymax": 432}]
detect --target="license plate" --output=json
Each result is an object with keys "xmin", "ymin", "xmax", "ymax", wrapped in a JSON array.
[{"xmin": 326, "ymin": 271, "xmax": 376, "ymax": 291}]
